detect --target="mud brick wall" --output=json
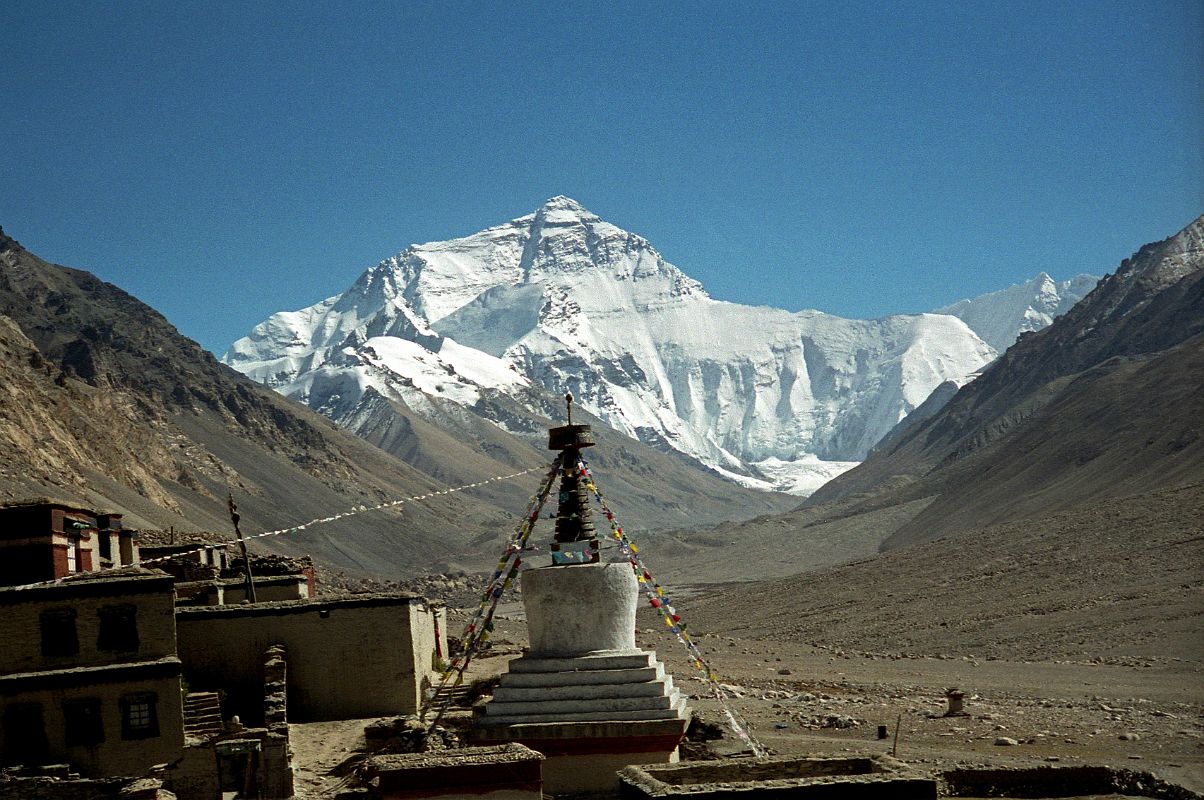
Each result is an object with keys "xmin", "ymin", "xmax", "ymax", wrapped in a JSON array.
[
  {"xmin": 175, "ymin": 595, "xmax": 444, "ymax": 723},
  {"xmin": 0, "ymin": 673, "xmax": 185, "ymax": 778},
  {"xmin": 941, "ymin": 766, "xmax": 1200, "ymax": 800},
  {"xmin": 0, "ymin": 575, "xmax": 177, "ymax": 674}
]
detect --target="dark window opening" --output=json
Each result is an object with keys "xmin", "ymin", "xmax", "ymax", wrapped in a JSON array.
[
  {"xmin": 63, "ymin": 517, "xmax": 92, "ymax": 533},
  {"xmin": 97, "ymin": 604, "xmax": 139, "ymax": 651},
  {"xmin": 3, "ymin": 704, "xmax": 49, "ymax": 765},
  {"xmin": 120, "ymin": 693, "xmax": 159, "ymax": 740},
  {"xmin": 40, "ymin": 608, "xmax": 79, "ymax": 657},
  {"xmin": 63, "ymin": 698, "xmax": 104, "ymax": 746}
]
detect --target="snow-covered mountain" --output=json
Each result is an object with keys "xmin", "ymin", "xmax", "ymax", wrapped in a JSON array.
[
  {"xmin": 225, "ymin": 197, "xmax": 998, "ymax": 494},
  {"xmin": 934, "ymin": 273, "xmax": 1099, "ymax": 352}
]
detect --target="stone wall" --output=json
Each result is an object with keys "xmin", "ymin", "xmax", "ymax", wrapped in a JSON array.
[
  {"xmin": 0, "ymin": 572, "xmax": 184, "ymax": 779},
  {"xmin": 0, "ymin": 672, "xmax": 185, "ymax": 778},
  {"xmin": 364, "ymin": 744, "xmax": 544, "ymax": 800},
  {"xmin": 406, "ymin": 601, "xmax": 447, "ymax": 691},
  {"xmin": 176, "ymin": 576, "xmax": 309, "ymax": 607},
  {"xmin": 175, "ymin": 594, "xmax": 445, "ymax": 722},
  {"xmin": 167, "ymin": 727, "xmax": 291, "ymax": 800},
  {"xmin": 941, "ymin": 765, "xmax": 1201, "ymax": 799},
  {"xmin": 0, "ymin": 775, "xmax": 173, "ymax": 800},
  {"xmin": 262, "ymin": 645, "xmax": 287, "ymax": 731},
  {"xmin": 166, "ymin": 647, "xmax": 292, "ymax": 800}
]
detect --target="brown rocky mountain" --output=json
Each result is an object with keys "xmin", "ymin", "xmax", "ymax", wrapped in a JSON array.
[
  {"xmin": 640, "ymin": 216, "xmax": 1203, "ymax": 587},
  {"xmin": 803, "ymin": 214, "xmax": 1204, "ymax": 550},
  {"xmin": 642, "ymin": 218, "xmax": 1204, "ymax": 700},
  {"xmin": 0, "ymin": 226, "xmax": 792, "ymax": 577},
  {"xmin": 687, "ymin": 482, "xmax": 1204, "ymax": 663}
]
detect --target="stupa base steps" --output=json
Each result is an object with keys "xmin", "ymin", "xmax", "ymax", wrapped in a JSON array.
[
  {"xmin": 476, "ymin": 650, "xmax": 689, "ymax": 727},
  {"xmin": 493, "ymin": 676, "xmax": 675, "ymax": 703},
  {"xmin": 502, "ymin": 664, "xmax": 664, "ymax": 688},
  {"xmin": 507, "ymin": 650, "xmax": 654, "ymax": 672},
  {"xmin": 475, "ymin": 698, "xmax": 689, "ymax": 726},
  {"xmin": 474, "ymin": 648, "xmax": 689, "ymax": 794}
]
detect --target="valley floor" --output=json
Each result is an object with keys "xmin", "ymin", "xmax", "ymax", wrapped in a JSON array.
[
  {"xmin": 292, "ymin": 484, "xmax": 1204, "ymax": 797},
  {"xmin": 289, "ymin": 617, "xmax": 1202, "ymax": 798}
]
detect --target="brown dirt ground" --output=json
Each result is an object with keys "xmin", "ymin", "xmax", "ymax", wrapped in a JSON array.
[
  {"xmin": 289, "ymin": 485, "xmax": 1203, "ymax": 797},
  {"xmin": 290, "ymin": 615, "xmax": 1202, "ymax": 798}
]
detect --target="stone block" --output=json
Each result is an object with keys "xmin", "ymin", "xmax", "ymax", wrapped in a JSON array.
[
  {"xmin": 363, "ymin": 743, "xmax": 542, "ymax": 800},
  {"xmin": 618, "ymin": 756, "xmax": 937, "ymax": 799}
]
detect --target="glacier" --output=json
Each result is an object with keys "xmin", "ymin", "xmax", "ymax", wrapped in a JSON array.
[
  {"xmin": 226, "ymin": 197, "xmax": 1003, "ymax": 494},
  {"xmin": 936, "ymin": 272, "xmax": 1099, "ymax": 352}
]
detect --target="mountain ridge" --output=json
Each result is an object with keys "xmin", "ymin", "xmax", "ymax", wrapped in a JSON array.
[
  {"xmin": 0, "ymin": 224, "xmax": 792, "ymax": 578},
  {"xmin": 227, "ymin": 198, "xmax": 1011, "ymax": 493},
  {"xmin": 935, "ymin": 271, "xmax": 1099, "ymax": 352},
  {"xmin": 803, "ymin": 214, "xmax": 1204, "ymax": 549}
]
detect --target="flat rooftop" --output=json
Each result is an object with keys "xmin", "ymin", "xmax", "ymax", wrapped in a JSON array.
[{"xmin": 174, "ymin": 591, "xmax": 431, "ymax": 618}]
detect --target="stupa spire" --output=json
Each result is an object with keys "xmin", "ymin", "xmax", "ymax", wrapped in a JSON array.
[{"xmin": 546, "ymin": 392, "xmax": 598, "ymax": 564}]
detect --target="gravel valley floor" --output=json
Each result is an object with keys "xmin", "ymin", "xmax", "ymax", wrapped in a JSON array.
[{"xmin": 290, "ymin": 615, "xmax": 1202, "ymax": 798}]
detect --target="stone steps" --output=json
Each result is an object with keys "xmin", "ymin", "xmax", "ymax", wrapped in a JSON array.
[
  {"xmin": 493, "ymin": 675, "xmax": 674, "ymax": 702},
  {"xmin": 483, "ymin": 691, "xmax": 677, "ymax": 717},
  {"xmin": 507, "ymin": 652, "xmax": 655, "ymax": 672},
  {"xmin": 479, "ymin": 693, "xmax": 690, "ymax": 726},
  {"xmin": 477, "ymin": 649, "xmax": 689, "ymax": 728},
  {"xmin": 500, "ymin": 664, "xmax": 665, "ymax": 687},
  {"xmin": 183, "ymin": 691, "xmax": 222, "ymax": 739},
  {"xmin": 429, "ymin": 683, "xmax": 475, "ymax": 707}
]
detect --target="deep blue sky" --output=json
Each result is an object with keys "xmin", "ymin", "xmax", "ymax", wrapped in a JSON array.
[{"xmin": 3, "ymin": 1, "xmax": 1201, "ymax": 356}]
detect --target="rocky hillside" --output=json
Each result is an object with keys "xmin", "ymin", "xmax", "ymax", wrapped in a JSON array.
[
  {"xmin": 687, "ymin": 482, "xmax": 1204, "ymax": 664},
  {"xmin": 0, "ymin": 226, "xmax": 791, "ymax": 577},
  {"xmin": 799, "ymin": 214, "xmax": 1204, "ymax": 549},
  {"xmin": 634, "ymin": 216, "xmax": 1203, "ymax": 592},
  {"xmin": 666, "ymin": 217, "xmax": 1202, "ymax": 683}
]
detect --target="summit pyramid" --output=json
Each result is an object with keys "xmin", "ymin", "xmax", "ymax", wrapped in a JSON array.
[{"xmin": 226, "ymin": 198, "xmax": 999, "ymax": 493}]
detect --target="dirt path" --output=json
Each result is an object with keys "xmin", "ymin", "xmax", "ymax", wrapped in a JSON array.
[{"xmin": 289, "ymin": 717, "xmax": 374, "ymax": 799}]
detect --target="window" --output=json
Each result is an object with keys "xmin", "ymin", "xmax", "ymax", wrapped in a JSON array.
[
  {"xmin": 63, "ymin": 699, "xmax": 104, "ymax": 746},
  {"xmin": 120, "ymin": 693, "xmax": 159, "ymax": 740},
  {"xmin": 40, "ymin": 608, "xmax": 79, "ymax": 657},
  {"xmin": 3, "ymin": 703, "xmax": 49, "ymax": 764},
  {"xmin": 97, "ymin": 604, "xmax": 139, "ymax": 652}
]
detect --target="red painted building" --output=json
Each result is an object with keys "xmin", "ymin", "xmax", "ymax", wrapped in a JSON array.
[{"xmin": 0, "ymin": 501, "xmax": 139, "ymax": 587}]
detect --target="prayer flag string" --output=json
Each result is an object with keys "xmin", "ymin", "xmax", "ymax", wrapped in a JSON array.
[
  {"xmin": 2, "ymin": 466, "xmax": 544, "ymax": 593},
  {"xmin": 421, "ymin": 454, "xmax": 563, "ymax": 729},
  {"xmin": 575, "ymin": 454, "xmax": 768, "ymax": 758}
]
